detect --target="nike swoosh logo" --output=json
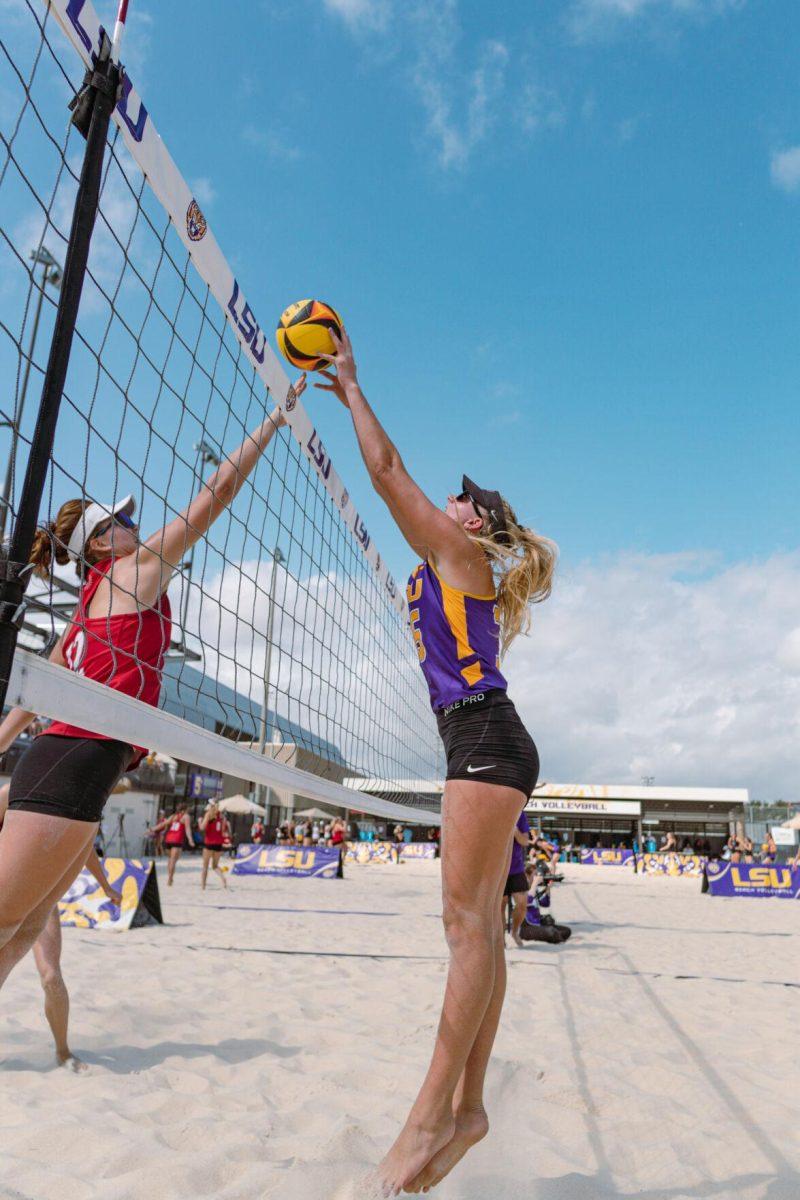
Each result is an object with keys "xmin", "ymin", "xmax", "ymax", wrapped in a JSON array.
[{"xmin": 466, "ymin": 764, "xmax": 496, "ymax": 774}]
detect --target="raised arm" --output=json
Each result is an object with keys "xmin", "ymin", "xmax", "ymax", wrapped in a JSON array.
[
  {"xmin": 316, "ymin": 333, "xmax": 484, "ymax": 582},
  {"xmin": 119, "ymin": 382, "xmax": 303, "ymax": 604}
]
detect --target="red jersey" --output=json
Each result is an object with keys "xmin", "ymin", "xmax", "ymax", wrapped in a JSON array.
[
  {"xmin": 45, "ymin": 558, "xmax": 171, "ymax": 768},
  {"xmin": 165, "ymin": 817, "xmax": 187, "ymax": 847},
  {"xmin": 203, "ymin": 817, "xmax": 226, "ymax": 848}
]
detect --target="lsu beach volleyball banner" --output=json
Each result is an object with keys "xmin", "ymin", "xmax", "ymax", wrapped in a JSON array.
[
  {"xmin": 346, "ymin": 841, "xmax": 395, "ymax": 864},
  {"xmin": 704, "ymin": 861, "xmax": 800, "ymax": 900},
  {"xmin": 44, "ymin": 0, "xmax": 405, "ymax": 618},
  {"xmin": 59, "ymin": 859, "xmax": 163, "ymax": 931},
  {"xmin": 636, "ymin": 853, "xmax": 708, "ymax": 877},
  {"xmin": 345, "ymin": 841, "xmax": 437, "ymax": 864},
  {"xmin": 233, "ymin": 844, "xmax": 344, "ymax": 879},
  {"xmin": 580, "ymin": 849, "xmax": 635, "ymax": 867},
  {"xmin": 399, "ymin": 843, "xmax": 437, "ymax": 860}
]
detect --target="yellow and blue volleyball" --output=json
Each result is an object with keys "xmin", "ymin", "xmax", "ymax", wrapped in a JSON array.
[{"xmin": 276, "ymin": 299, "xmax": 343, "ymax": 371}]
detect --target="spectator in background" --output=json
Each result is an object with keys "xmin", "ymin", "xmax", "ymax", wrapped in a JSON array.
[
  {"xmin": 250, "ymin": 817, "xmax": 264, "ymax": 844},
  {"xmin": 393, "ymin": 823, "xmax": 404, "ymax": 845},
  {"xmin": 659, "ymin": 831, "xmax": 677, "ymax": 853},
  {"xmin": 403, "ymin": 825, "xmax": 414, "ymax": 844},
  {"xmin": 645, "ymin": 832, "xmax": 657, "ymax": 853},
  {"xmin": 761, "ymin": 832, "xmax": 777, "ymax": 863},
  {"xmin": 740, "ymin": 834, "xmax": 754, "ymax": 863}
]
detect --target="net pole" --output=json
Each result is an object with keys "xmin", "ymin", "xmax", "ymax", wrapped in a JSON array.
[
  {"xmin": 0, "ymin": 37, "xmax": 120, "ymax": 713},
  {"xmin": 0, "ymin": 254, "xmax": 56, "ymax": 545}
]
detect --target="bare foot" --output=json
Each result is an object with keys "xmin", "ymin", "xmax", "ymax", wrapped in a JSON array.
[
  {"xmin": 512, "ymin": 931, "xmax": 524, "ymax": 948},
  {"xmin": 374, "ymin": 1113, "xmax": 455, "ymax": 1197},
  {"xmin": 404, "ymin": 1106, "xmax": 489, "ymax": 1194},
  {"xmin": 57, "ymin": 1051, "xmax": 89, "ymax": 1074}
]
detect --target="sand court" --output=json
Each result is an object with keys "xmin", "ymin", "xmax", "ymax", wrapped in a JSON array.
[{"xmin": 1, "ymin": 858, "xmax": 798, "ymax": 1199}]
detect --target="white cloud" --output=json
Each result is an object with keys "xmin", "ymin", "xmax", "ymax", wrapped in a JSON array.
[
  {"xmin": 190, "ymin": 177, "xmax": 216, "ymax": 207},
  {"xmin": 568, "ymin": 0, "xmax": 744, "ymax": 40},
  {"xmin": 770, "ymin": 146, "xmax": 800, "ymax": 194},
  {"xmin": 518, "ymin": 83, "xmax": 567, "ymax": 136},
  {"xmin": 242, "ymin": 125, "xmax": 302, "ymax": 162},
  {"xmin": 410, "ymin": 5, "xmax": 509, "ymax": 171},
  {"xmin": 506, "ymin": 550, "xmax": 800, "ymax": 800},
  {"xmin": 322, "ymin": 0, "xmax": 391, "ymax": 33}
]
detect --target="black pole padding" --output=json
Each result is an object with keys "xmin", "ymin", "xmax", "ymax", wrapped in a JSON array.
[{"xmin": 0, "ymin": 40, "xmax": 119, "ymax": 714}]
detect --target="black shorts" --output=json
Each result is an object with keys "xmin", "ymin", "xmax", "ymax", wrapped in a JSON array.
[
  {"xmin": 436, "ymin": 689, "xmax": 539, "ymax": 797},
  {"xmin": 8, "ymin": 734, "xmax": 133, "ymax": 824},
  {"xmin": 504, "ymin": 871, "xmax": 530, "ymax": 897}
]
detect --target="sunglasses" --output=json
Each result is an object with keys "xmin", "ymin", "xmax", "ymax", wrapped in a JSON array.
[
  {"xmin": 456, "ymin": 491, "xmax": 483, "ymax": 522},
  {"xmin": 94, "ymin": 511, "xmax": 137, "ymax": 538}
]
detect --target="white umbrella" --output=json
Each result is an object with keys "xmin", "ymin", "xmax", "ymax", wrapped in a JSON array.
[
  {"xmin": 781, "ymin": 813, "xmax": 800, "ymax": 830},
  {"xmin": 293, "ymin": 807, "xmax": 335, "ymax": 820},
  {"xmin": 219, "ymin": 794, "xmax": 266, "ymax": 816}
]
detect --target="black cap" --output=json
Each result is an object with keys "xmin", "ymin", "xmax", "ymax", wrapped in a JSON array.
[{"xmin": 462, "ymin": 475, "xmax": 510, "ymax": 545}]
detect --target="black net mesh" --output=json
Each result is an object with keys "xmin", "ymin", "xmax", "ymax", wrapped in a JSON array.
[{"xmin": 0, "ymin": 1, "xmax": 443, "ymax": 814}]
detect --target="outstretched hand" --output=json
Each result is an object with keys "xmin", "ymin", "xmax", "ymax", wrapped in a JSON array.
[{"xmin": 315, "ymin": 326, "xmax": 357, "ymax": 409}]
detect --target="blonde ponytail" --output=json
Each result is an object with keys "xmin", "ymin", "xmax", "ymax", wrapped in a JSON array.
[{"xmin": 469, "ymin": 498, "xmax": 557, "ymax": 657}]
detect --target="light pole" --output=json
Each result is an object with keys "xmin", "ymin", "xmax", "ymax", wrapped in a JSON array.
[
  {"xmin": 0, "ymin": 247, "xmax": 63, "ymax": 544},
  {"xmin": 256, "ymin": 545, "xmax": 285, "ymax": 816},
  {"xmin": 177, "ymin": 438, "xmax": 221, "ymax": 650}
]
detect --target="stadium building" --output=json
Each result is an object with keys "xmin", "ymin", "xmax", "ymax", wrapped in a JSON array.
[{"xmin": 526, "ymin": 783, "xmax": 748, "ymax": 854}]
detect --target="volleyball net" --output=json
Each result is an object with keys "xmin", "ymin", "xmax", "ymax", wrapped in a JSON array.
[{"xmin": 0, "ymin": 0, "xmax": 443, "ymax": 821}]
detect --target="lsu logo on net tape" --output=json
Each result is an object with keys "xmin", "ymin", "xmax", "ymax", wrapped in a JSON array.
[{"xmin": 186, "ymin": 199, "xmax": 207, "ymax": 242}]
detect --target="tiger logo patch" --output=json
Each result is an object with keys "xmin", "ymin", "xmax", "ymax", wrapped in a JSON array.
[{"xmin": 186, "ymin": 199, "xmax": 207, "ymax": 242}]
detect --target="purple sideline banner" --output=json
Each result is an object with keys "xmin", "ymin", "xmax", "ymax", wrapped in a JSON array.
[
  {"xmin": 580, "ymin": 849, "xmax": 635, "ymax": 867},
  {"xmin": 398, "ymin": 842, "xmax": 437, "ymax": 860},
  {"xmin": 59, "ymin": 858, "xmax": 163, "ymax": 930},
  {"xmin": 636, "ymin": 853, "xmax": 708, "ymax": 877},
  {"xmin": 345, "ymin": 841, "xmax": 437, "ymax": 864},
  {"xmin": 233, "ymin": 844, "xmax": 343, "ymax": 879},
  {"xmin": 704, "ymin": 860, "xmax": 800, "ymax": 899}
]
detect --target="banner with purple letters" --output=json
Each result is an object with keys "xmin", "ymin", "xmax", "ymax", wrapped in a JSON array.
[
  {"xmin": 580, "ymin": 849, "xmax": 635, "ymax": 867},
  {"xmin": 704, "ymin": 860, "xmax": 800, "ymax": 899},
  {"xmin": 233, "ymin": 844, "xmax": 343, "ymax": 879}
]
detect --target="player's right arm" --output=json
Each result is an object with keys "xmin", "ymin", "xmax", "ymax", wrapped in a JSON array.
[
  {"xmin": 315, "ymin": 331, "xmax": 486, "ymax": 586},
  {"xmin": 118, "ymin": 380, "xmax": 306, "ymax": 607}
]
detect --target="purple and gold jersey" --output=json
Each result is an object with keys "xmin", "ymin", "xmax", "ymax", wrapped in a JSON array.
[{"xmin": 407, "ymin": 560, "xmax": 507, "ymax": 711}]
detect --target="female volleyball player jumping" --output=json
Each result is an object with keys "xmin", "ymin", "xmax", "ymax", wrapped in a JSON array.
[
  {"xmin": 0, "ymin": 390, "xmax": 298, "ymax": 994},
  {"xmin": 315, "ymin": 330, "xmax": 555, "ymax": 1196}
]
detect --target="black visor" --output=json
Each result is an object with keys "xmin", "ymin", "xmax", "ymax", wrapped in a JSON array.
[{"xmin": 461, "ymin": 475, "xmax": 510, "ymax": 545}]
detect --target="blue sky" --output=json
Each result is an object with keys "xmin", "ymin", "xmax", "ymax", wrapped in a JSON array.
[
  {"xmin": 114, "ymin": 0, "xmax": 800, "ymax": 572},
  {"xmin": 4, "ymin": 0, "xmax": 800, "ymax": 796}
]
